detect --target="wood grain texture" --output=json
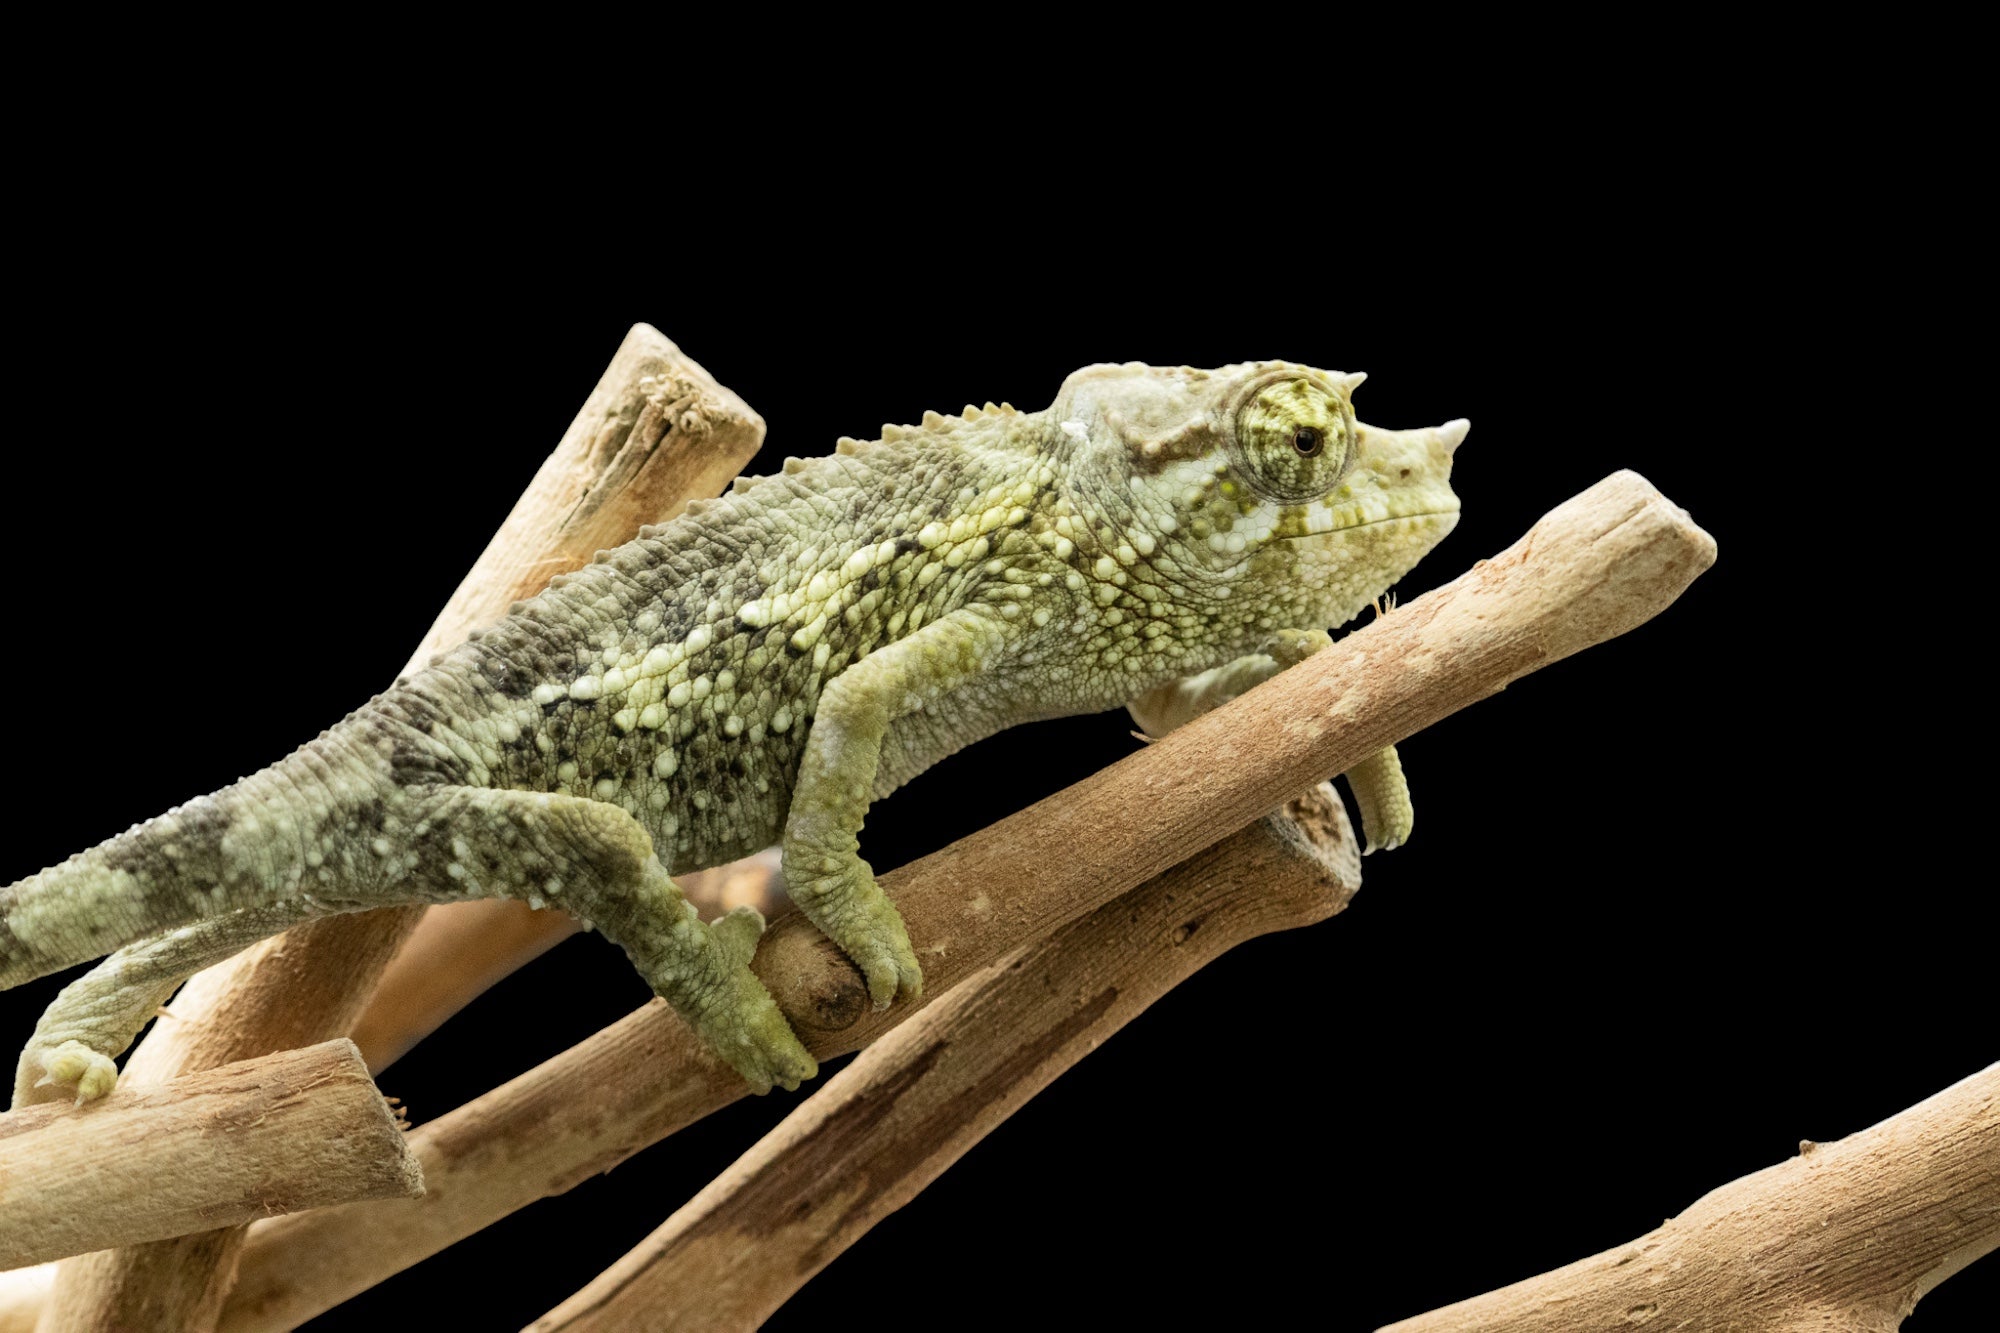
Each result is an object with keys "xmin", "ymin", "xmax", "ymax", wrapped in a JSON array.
[
  {"xmin": 33, "ymin": 324, "xmax": 763, "ymax": 1333},
  {"xmin": 0, "ymin": 1040, "xmax": 418, "ymax": 1271},
  {"xmin": 1381, "ymin": 1063, "xmax": 2000, "ymax": 1332},
  {"xmin": 533, "ymin": 785, "xmax": 1362, "ymax": 1331},
  {"xmin": 208, "ymin": 470, "xmax": 1717, "ymax": 1332}
]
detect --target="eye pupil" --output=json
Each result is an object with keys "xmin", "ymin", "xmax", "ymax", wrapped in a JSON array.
[{"xmin": 1292, "ymin": 427, "xmax": 1322, "ymax": 457}]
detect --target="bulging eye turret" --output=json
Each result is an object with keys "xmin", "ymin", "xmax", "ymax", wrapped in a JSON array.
[{"xmin": 1231, "ymin": 375, "xmax": 1358, "ymax": 503}]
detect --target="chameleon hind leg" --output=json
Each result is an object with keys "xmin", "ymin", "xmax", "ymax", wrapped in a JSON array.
[
  {"xmin": 13, "ymin": 901, "xmax": 329, "ymax": 1108},
  {"xmin": 1126, "ymin": 628, "xmax": 1415, "ymax": 853},
  {"xmin": 783, "ymin": 609, "xmax": 1014, "ymax": 1010},
  {"xmin": 407, "ymin": 787, "xmax": 814, "ymax": 1092}
]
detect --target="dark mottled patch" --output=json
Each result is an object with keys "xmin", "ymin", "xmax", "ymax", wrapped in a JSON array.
[
  {"xmin": 353, "ymin": 794, "xmax": 390, "ymax": 834},
  {"xmin": 366, "ymin": 705, "xmax": 475, "ymax": 788},
  {"xmin": 480, "ymin": 654, "xmax": 538, "ymax": 700},
  {"xmin": 96, "ymin": 799, "xmax": 223, "ymax": 881}
]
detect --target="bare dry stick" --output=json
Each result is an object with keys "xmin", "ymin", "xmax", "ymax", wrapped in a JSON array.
[
  {"xmin": 200, "ymin": 469, "xmax": 1716, "ymax": 1331},
  {"xmin": 0, "ymin": 1040, "xmax": 418, "ymax": 1271},
  {"xmin": 350, "ymin": 853, "xmax": 786, "ymax": 1073},
  {"xmin": 34, "ymin": 324, "xmax": 765, "ymax": 1332},
  {"xmin": 536, "ymin": 785, "xmax": 1362, "ymax": 1331},
  {"xmin": 1381, "ymin": 1062, "xmax": 2000, "ymax": 1332}
]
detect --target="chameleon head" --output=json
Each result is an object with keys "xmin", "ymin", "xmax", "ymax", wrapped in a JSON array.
[{"xmin": 1052, "ymin": 360, "xmax": 1468, "ymax": 634}]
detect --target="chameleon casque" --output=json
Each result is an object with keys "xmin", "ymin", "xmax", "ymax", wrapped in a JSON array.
[{"xmin": 0, "ymin": 360, "xmax": 1466, "ymax": 1104}]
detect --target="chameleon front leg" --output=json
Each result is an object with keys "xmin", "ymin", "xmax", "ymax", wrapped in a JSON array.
[
  {"xmin": 13, "ymin": 902, "xmax": 330, "ymax": 1108},
  {"xmin": 406, "ymin": 787, "xmax": 815, "ymax": 1092},
  {"xmin": 784, "ymin": 608, "xmax": 1011, "ymax": 1009},
  {"xmin": 1126, "ymin": 628, "xmax": 1416, "ymax": 854},
  {"xmin": 1341, "ymin": 746, "xmax": 1414, "ymax": 854}
]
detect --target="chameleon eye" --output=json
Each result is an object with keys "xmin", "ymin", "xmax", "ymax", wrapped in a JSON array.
[{"xmin": 1231, "ymin": 376, "xmax": 1355, "ymax": 504}]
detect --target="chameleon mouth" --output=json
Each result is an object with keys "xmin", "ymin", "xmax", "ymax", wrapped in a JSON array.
[{"xmin": 1277, "ymin": 508, "xmax": 1460, "ymax": 540}]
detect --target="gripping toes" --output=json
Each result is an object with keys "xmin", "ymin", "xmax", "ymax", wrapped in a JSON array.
[
  {"xmin": 1258, "ymin": 627, "xmax": 1333, "ymax": 667},
  {"xmin": 848, "ymin": 896, "xmax": 922, "ymax": 1010},
  {"xmin": 709, "ymin": 905, "xmax": 768, "ymax": 970},
  {"xmin": 690, "ymin": 910, "xmax": 817, "ymax": 1093},
  {"xmin": 25, "ymin": 1040, "xmax": 119, "ymax": 1108},
  {"xmin": 697, "ymin": 973, "xmax": 817, "ymax": 1094},
  {"xmin": 792, "ymin": 861, "xmax": 922, "ymax": 1010}
]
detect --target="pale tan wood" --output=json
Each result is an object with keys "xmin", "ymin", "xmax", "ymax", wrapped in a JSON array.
[
  {"xmin": 0, "ymin": 1269, "xmax": 49, "ymax": 1333},
  {"xmin": 404, "ymin": 326, "xmax": 765, "ymax": 673},
  {"xmin": 0, "ymin": 1040, "xmax": 418, "ymax": 1271},
  {"xmin": 34, "ymin": 324, "xmax": 765, "ymax": 1332},
  {"xmin": 203, "ymin": 470, "xmax": 1717, "ymax": 1332},
  {"xmin": 1381, "ymin": 1062, "xmax": 2000, "ymax": 1332},
  {"xmin": 535, "ymin": 785, "xmax": 1362, "ymax": 1331},
  {"xmin": 349, "ymin": 852, "xmax": 786, "ymax": 1073}
]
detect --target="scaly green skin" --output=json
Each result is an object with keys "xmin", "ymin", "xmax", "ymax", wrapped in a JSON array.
[{"xmin": 0, "ymin": 360, "xmax": 1466, "ymax": 1106}]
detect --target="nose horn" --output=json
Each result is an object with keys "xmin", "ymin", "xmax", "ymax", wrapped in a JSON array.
[{"xmin": 1434, "ymin": 418, "xmax": 1471, "ymax": 458}]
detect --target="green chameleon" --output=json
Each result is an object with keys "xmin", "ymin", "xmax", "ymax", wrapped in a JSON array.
[{"xmin": 0, "ymin": 361, "xmax": 1465, "ymax": 1105}]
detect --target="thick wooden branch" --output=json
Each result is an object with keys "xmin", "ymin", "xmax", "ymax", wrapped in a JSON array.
[
  {"xmin": 1381, "ymin": 1062, "xmax": 2000, "ymax": 1332},
  {"xmin": 34, "ymin": 324, "xmax": 764, "ymax": 1332},
  {"xmin": 349, "ymin": 852, "xmax": 786, "ymax": 1073},
  {"xmin": 535, "ymin": 785, "xmax": 1362, "ymax": 1331},
  {"xmin": 0, "ymin": 1040, "xmax": 417, "ymax": 1271},
  {"xmin": 203, "ymin": 470, "xmax": 1716, "ymax": 1332}
]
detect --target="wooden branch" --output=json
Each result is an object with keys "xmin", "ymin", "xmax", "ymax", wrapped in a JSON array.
[
  {"xmin": 535, "ymin": 785, "xmax": 1362, "ymax": 1330},
  {"xmin": 0, "ymin": 1268, "xmax": 48, "ymax": 1333},
  {"xmin": 0, "ymin": 1040, "xmax": 417, "ymax": 1271},
  {"xmin": 203, "ymin": 470, "xmax": 1716, "ymax": 1331},
  {"xmin": 346, "ymin": 901, "xmax": 581, "ymax": 1075},
  {"xmin": 33, "ymin": 324, "xmax": 765, "ymax": 1332},
  {"xmin": 349, "ymin": 852, "xmax": 786, "ymax": 1073},
  {"xmin": 1381, "ymin": 1062, "xmax": 2000, "ymax": 1332}
]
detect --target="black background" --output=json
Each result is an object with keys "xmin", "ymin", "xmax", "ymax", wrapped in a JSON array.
[{"xmin": 3, "ymin": 119, "xmax": 1990, "ymax": 1330}]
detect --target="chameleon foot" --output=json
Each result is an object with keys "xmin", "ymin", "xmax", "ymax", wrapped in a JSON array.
[
  {"xmin": 849, "ymin": 908, "xmax": 922, "ymax": 1011},
  {"xmin": 708, "ymin": 904, "xmax": 768, "ymax": 970},
  {"xmin": 1257, "ymin": 627, "xmax": 1334, "ymax": 668},
  {"xmin": 29, "ymin": 1039, "xmax": 119, "ymax": 1106},
  {"xmin": 800, "ymin": 868, "xmax": 916, "ymax": 1000},
  {"xmin": 688, "ymin": 911, "xmax": 817, "ymax": 1094},
  {"xmin": 1345, "ymin": 744, "xmax": 1415, "ymax": 854}
]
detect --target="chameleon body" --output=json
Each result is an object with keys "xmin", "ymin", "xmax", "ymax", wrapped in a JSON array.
[{"xmin": 0, "ymin": 361, "xmax": 1465, "ymax": 1105}]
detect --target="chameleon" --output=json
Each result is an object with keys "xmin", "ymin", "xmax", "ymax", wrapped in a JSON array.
[{"xmin": 0, "ymin": 360, "xmax": 1466, "ymax": 1106}]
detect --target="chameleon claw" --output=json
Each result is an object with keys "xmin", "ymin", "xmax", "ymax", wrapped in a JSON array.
[{"xmin": 24, "ymin": 1039, "xmax": 121, "ymax": 1108}]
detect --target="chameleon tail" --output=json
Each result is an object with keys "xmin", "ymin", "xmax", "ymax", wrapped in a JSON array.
[
  {"xmin": 0, "ymin": 741, "xmax": 380, "ymax": 991},
  {"xmin": 0, "ymin": 796, "xmax": 245, "ymax": 989}
]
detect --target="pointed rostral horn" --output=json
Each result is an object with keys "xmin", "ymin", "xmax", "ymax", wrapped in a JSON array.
[{"xmin": 1434, "ymin": 418, "xmax": 1471, "ymax": 460}]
